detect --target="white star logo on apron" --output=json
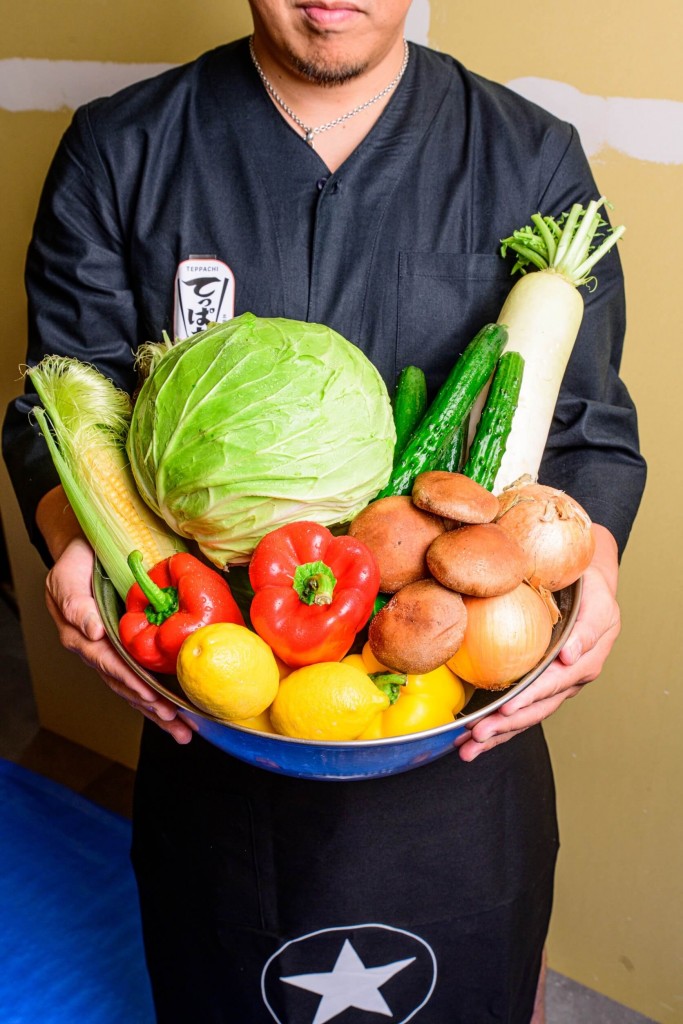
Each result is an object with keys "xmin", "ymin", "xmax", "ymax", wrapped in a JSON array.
[
  {"xmin": 261, "ymin": 923, "xmax": 437, "ymax": 1024},
  {"xmin": 281, "ymin": 938, "xmax": 415, "ymax": 1024}
]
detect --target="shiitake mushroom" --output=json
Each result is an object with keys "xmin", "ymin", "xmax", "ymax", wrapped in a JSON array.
[
  {"xmin": 368, "ymin": 578, "xmax": 467, "ymax": 674},
  {"xmin": 411, "ymin": 471, "xmax": 500, "ymax": 524},
  {"xmin": 348, "ymin": 495, "xmax": 444, "ymax": 593},
  {"xmin": 426, "ymin": 523, "xmax": 528, "ymax": 597}
]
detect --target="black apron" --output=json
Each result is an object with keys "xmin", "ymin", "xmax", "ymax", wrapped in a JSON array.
[{"xmin": 131, "ymin": 723, "xmax": 558, "ymax": 1023}]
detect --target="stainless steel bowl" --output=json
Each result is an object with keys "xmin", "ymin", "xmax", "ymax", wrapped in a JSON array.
[{"xmin": 94, "ymin": 566, "xmax": 580, "ymax": 781}]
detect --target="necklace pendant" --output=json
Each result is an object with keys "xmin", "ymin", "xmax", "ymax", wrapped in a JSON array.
[{"xmin": 249, "ymin": 36, "xmax": 410, "ymax": 153}]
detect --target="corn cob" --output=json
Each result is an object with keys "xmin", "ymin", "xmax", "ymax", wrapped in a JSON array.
[{"xmin": 29, "ymin": 356, "xmax": 186, "ymax": 599}]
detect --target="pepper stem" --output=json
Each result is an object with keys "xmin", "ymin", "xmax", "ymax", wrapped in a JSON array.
[
  {"xmin": 292, "ymin": 560, "xmax": 337, "ymax": 606},
  {"xmin": 370, "ymin": 672, "xmax": 406, "ymax": 705},
  {"xmin": 127, "ymin": 550, "xmax": 179, "ymax": 624}
]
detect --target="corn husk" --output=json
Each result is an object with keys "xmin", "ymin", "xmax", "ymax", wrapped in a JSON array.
[{"xmin": 28, "ymin": 356, "xmax": 186, "ymax": 599}]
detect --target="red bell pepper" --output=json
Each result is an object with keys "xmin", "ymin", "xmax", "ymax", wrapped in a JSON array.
[
  {"xmin": 248, "ymin": 521, "xmax": 380, "ymax": 667},
  {"xmin": 119, "ymin": 550, "xmax": 245, "ymax": 675}
]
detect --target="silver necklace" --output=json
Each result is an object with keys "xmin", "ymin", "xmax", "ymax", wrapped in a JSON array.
[{"xmin": 249, "ymin": 36, "xmax": 409, "ymax": 148}]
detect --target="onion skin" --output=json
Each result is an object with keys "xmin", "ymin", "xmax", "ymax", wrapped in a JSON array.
[
  {"xmin": 447, "ymin": 582, "xmax": 553, "ymax": 690},
  {"xmin": 495, "ymin": 483, "xmax": 595, "ymax": 591}
]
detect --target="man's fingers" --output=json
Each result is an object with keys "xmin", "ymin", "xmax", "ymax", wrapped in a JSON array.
[
  {"xmin": 41, "ymin": 535, "xmax": 194, "ymax": 745},
  {"xmin": 559, "ymin": 612, "xmax": 620, "ymax": 667},
  {"xmin": 132, "ymin": 701, "xmax": 195, "ymax": 744},
  {"xmin": 460, "ymin": 685, "xmax": 583, "ymax": 760},
  {"xmin": 99, "ymin": 669, "xmax": 195, "ymax": 743},
  {"xmin": 558, "ymin": 568, "xmax": 621, "ymax": 667},
  {"xmin": 45, "ymin": 571, "xmax": 105, "ymax": 641}
]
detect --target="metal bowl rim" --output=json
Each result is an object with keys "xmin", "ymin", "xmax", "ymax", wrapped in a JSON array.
[{"xmin": 93, "ymin": 565, "xmax": 581, "ymax": 749}]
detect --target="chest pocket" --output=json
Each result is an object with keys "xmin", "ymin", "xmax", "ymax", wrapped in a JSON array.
[{"xmin": 397, "ymin": 252, "xmax": 511, "ymax": 396}]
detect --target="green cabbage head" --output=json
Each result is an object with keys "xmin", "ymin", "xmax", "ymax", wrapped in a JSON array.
[{"xmin": 127, "ymin": 312, "xmax": 395, "ymax": 566}]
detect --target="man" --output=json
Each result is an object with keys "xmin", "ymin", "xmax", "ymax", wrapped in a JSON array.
[{"xmin": 3, "ymin": 1, "xmax": 645, "ymax": 1021}]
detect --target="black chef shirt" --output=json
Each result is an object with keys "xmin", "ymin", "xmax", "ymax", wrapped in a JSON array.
[{"xmin": 3, "ymin": 38, "xmax": 645, "ymax": 557}]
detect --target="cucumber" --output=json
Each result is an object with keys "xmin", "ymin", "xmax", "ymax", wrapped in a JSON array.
[
  {"xmin": 392, "ymin": 365, "xmax": 427, "ymax": 463},
  {"xmin": 462, "ymin": 350, "xmax": 524, "ymax": 490},
  {"xmin": 433, "ymin": 414, "xmax": 469, "ymax": 473},
  {"xmin": 376, "ymin": 323, "xmax": 509, "ymax": 497}
]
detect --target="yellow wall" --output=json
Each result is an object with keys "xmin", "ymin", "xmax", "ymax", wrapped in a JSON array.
[
  {"xmin": 1, "ymin": 2, "xmax": 680, "ymax": 1020},
  {"xmin": 0, "ymin": 3, "xmax": 254, "ymax": 766},
  {"xmin": 430, "ymin": 2, "xmax": 682, "ymax": 1020}
]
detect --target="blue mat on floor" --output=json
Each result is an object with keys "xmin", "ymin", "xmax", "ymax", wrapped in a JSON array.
[{"xmin": 0, "ymin": 758, "xmax": 155, "ymax": 1023}]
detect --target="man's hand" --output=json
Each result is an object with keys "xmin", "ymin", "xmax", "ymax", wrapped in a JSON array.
[
  {"xmin": 457, "ymin": 524, "xmax": 620, "ymax": 761},
  {"xmin": 38, "ymin": 486, "xmax": 194, "ymax": 744}
]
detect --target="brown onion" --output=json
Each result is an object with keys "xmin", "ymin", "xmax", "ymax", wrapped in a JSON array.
[
  {"xmin": 447, "ymin": 582, "xmax": 554, "ymax": 690},
  {"xmin": 495, "ymin": 483, "xmax": 595, "ymax": 591}
]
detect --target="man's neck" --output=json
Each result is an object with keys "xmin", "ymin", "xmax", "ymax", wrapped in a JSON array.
[{"xmin": 250, "ymin": 33, "xmax": 408, "ymax": 172}]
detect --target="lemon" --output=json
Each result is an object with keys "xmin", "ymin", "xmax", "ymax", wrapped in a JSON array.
[
  {"xmin": 176, "ymin": 623, "xmax": 280, "ymax": 721},
  {"xmin": 236, "ymin": 709, "xmax": 277, "ymax": 734},
  {"xmin": 270, "ymin": 662, "xmax": 390, "ymax": 741}
]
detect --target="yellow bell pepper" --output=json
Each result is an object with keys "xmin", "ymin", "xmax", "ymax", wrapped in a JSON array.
[{"xmin": 345, "ymin": 643, "xmax": 468, "ymax": 739}]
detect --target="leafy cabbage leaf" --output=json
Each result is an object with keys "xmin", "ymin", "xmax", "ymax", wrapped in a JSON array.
[{"xmin": 127, "ymin": 312, "xmax": 395, "ymax": 565}]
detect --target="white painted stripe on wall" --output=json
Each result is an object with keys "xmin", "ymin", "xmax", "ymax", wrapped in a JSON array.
[
  {"xmin": 508, "ymin": 77, "xmax": 683, "ymax": 165},
  {"xmin": 0, "ymin": 57, "xmax": 175, "ymax": 112},
  {"xmin": 406, "ymin": 0, "xmax": 430, "ymax": 45},
  {"xmin": 0, "ymin": 4, "xmax": 429, "ymax": 113},
  {"xmin": 1, "ymin": 52, "xmax": 682, "ymax": 166}
]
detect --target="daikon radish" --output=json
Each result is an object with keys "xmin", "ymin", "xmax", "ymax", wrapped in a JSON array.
[{"xmin": 492, "ymin": 197, "xmax": 625, "ymax": 493}]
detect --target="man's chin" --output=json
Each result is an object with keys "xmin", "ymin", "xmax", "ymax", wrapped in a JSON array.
[{"xmin": 288, "ymin": 51, "xmax": 368, "ymax": 85}]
